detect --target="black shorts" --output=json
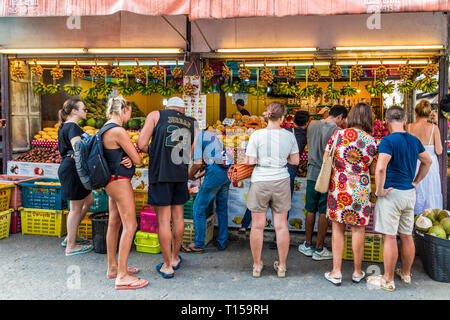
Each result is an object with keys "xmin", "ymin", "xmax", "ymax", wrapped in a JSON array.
[{"xmin": 148, "ymin": 182, "xmax": 190, "ymax": 207}]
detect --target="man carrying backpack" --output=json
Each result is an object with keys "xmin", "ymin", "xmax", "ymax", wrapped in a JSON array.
[
  {"xmin": 182, "ymin": 128, "xmax": 231, "ymax": 253},
  {"xmin": 138, "ymin": 97, "xmax": 197, "ymax": 278}
]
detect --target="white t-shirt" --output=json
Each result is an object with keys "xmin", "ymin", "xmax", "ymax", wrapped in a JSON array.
[{"xmin": 245, "ymin": 128, "xmax": 299, "ymax": 182}]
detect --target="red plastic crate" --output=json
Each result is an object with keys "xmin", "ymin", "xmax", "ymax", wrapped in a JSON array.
[{"xmin": 9, "ymin": 209, "xmax": 21, "ymax": 234}]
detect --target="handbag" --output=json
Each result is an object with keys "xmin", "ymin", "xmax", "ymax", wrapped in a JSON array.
[
  {"xmin": 227, "ymin": 163, "xmax": 255, "ymax": 187},
  {"xmin": 314, "ymin": 132, "xmax": 339, "ymax": 193}
]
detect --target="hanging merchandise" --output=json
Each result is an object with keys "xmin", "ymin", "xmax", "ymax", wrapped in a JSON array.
[
  {"xmin": 351, "ymin": 64, "xmax": 364, "ymax": 81},
  {"xmin": 422, "ymin": 62, "xmax": 438, "ymax": 79},
  {"xmin": 281, "ymin": 64, "xmax": 296, "ymax": 81},
  {"xmin": 64, "ymin": 84, "xmax": 82, "ymax": 96},
  {"xmin": 33, "ymin": 81, "xmax": 48, "ymax": 95},
  {"xmin": 329, "ymin": 65, "xmax": 343, "ymax": 80},
  {"xmin": 133, "ymin": 59, "xmax": 146, "ymax": 81},
  {"xmin": 222, "ymin": 64, "xmax": 231, "ymax": 80},
  {"xmin": 238, "ymin": 62, "xmax": 251, "ymax": 80},
  {"xmin": 111, "ymin": 61, "xmax": 124, "ymax": 79},
  {"xmin": 341, "ymin": 84, "xmax": 357, "ymax": 97},
  {"xmin": 325, "ymin": 82, "xmax": 341, "ymax": 100},
  {"xmin": 398, "ymin": 64, "xmax": 414, "ymax": 81},
  {"xmin": 260, "ymin": 63, "xmax": 274, "ymax": 84},
  {"xmin": 30, "ymin": 61, "xmax": 43, "ymax": 80},
  {"xmin": 172, "ymin": 60, "xmax": 183, "ymax": 79},
  {"xmin": 72, "ymin": 61, "xmax": 85, "ymax": 80},
  {"xmin": 375, "ymin": 65, "xmax": 389, "ymax": 82},
  {"xmin": 202, "ymin": 61, "xmax": 214, "ymax": 80},
  {"xmin": 308, "ymin": 66, "xmax": 321, "ymax": 81},
  {"xmin": 11, "ymin": 61, "xmax": 26, "ymax": 79},
  {"xmin": 50, "ymin": 62, "xmax": 64, "ymax": 81},
  {"xmin": 151, "ymin": 59, "xmax": 165, "ymax": 81},
  {"xmin": 90, "ymin": 61, "xmax": 105, "ymax": 80},
  {"xmin": 365, "ymin": 81, "xmax": 384, "ymax": 96}
]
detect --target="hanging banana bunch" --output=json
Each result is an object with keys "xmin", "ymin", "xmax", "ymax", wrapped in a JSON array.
[
  {"xmin": 329, "ymin": 65, "xmax": 343, "ymax": 80},
  {"xmin": 151, "ymin": 60, "xmax": 165, "ymax": 81},
  {"xmin": 11, "ymin": 61, "xmax": 26, "ymax": 79},
  {"xmin": 72, "ymin": 65, "xmax": 85, "ymax": 80},
  {"xmin": 398, "ymin": 64, "xmax": 414, "ymax": 81},
  {"xmin": 132, "ymin": 59, "xmax": 146, "ymax": 81},
  {"xmin": 351, "ymin": 65, "xmax": 363, "ymax": 81},
  {"xmin": 260, "ymin": 64, "xmax": 274, "ymax": 84},
  {"xmin": 422, "ymin": 62, "xmax": 438, "ymax": 79},
  {"xmin": 238, "ymin": 62, "xmax": 251, "ymax": 80},
  {"xmin": 202, "ymin": 61, "xmax": 214, "ymax": 80},
  {"xmin": 375, "ymin": 65, "xmax": 389, "ymax": 82},
  {"xmin": 50, "ymin": 62, "xmax": 64, "ymax": 81},
  {"xmin": 111, "ymin": 61, "xmax": 124, "ymax": 79},
  {"xmin": 222, "ymin": 64, "xmax": 231, "ymax": 80},
  {"xmin": 183, "ymin": 78, "xmax": 197, "ymax": 97},
  {"xmin": 308, "ymin": 67, "xmax": 321, "ymax": 81},
  {"xmin": 90, "ymin": 61, "xmax": 105, "ymax": 80},
  {"xmin": 30, "ymin": 61, "xmax": 43, "ymax": 80},
  {"xmin": 281, "ymin": 65, "xmax": 296, "ymax": 81},
  {"xmin": 172, "ymin": 60, "xmax": 183, "ymax": 79}
]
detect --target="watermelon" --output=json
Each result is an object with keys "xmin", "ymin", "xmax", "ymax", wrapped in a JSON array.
[{"xmin": 96, "ymin": 118, "xmax": 107, "ymax": 129}]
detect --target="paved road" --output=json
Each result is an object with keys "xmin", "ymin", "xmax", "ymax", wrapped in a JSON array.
[{"xmin": 0, "ymin": 232, "xmax": 449, "ymax": 300}]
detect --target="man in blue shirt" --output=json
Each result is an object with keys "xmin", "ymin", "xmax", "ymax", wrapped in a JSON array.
[
  {"xmin": 181, "ymin": 129, "xmax": 231, "ymax": 253},
  {"xmin": 367, "ymin": 106, "xmax": 431, "ymax": 291}
]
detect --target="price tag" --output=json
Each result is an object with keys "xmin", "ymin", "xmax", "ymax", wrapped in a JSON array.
[{"xmin": 222, "ymin": 118, "xmax": 235, "ymax": 126}]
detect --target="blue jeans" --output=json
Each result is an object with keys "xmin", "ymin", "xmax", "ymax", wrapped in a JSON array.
[
  {"xmin": 241, "ymin": 167, "xmax": 296, "ymax": 230},
  {"xmin": 193, "ymin": 177, "xmax": 230, "ymax": 249}
]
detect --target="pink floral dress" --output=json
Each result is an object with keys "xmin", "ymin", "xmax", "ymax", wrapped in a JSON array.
[{"xmin": 326, "ymin": 128, "xmax": 378, "ymax": 226}]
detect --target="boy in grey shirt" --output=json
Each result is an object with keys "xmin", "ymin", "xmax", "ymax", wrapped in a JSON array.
[{"xmin": 298, "ymin": 105, "xmax": 348, "ymax": 260}]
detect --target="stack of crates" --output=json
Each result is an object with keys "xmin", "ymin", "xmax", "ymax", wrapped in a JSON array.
[
  {"xmin": 18, "ymin": 178, "xmax": 68, "ymax": 237},
  {"xmin": 74, "ymin": 189, "xmax": 109, "ymax": 240},
  {"xmin": 182, "ymin": 193, "xmax": 215, "ymax": 246},
  {"xmin": 0, "ymin": 175, "xmax": 39, "ymax": 236},
  {"xmin": 0, "ymin": 182, "xmax": 15, "ymax": 240},
  {"xmin": 134, "ymin": 205, "xmax": 160, "ymax": 254},
  {"xmin": 342, "ymin": 175, "xmax": 383, "ymax": 263}
]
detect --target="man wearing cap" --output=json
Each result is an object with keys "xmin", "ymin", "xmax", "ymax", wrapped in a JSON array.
[{"xmin": 138, "ymin": 97, "xmax": 197, "ymax": 278}]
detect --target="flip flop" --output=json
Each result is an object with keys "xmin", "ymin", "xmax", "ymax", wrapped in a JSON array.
[
  {"xmin": 324, "ymin": 272, "xmax": 342, "ymax": 286},
  {"xmin": 61, "ymin": 237, "xmax": 90, "ymax": 247},
  {"xmin": 156, "ymin": 263, "xmax": 174, "ymax": 279},
  {"xmin": 352, "ymin": 271, "xmax": 366, "ymax": 283},
  {"xmin": 115, "ymin": 278, "xmax": 148, "ymax": 290},
  {"xmin": 107, "ymin": 267, "xmax": 140, "ymax": 279},
  {"xmin": 65, "ymin": 244, "xmax": 93, "ymax": 256},
  {"xmin": 180, "ymin": 243, "xmax": 204, "ymax": 254},
  {"xmin": 172, "ymin": 256, "xmax": 182, "ymax": 270}
]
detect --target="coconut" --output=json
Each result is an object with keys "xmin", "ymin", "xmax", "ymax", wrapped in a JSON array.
[
  {"xmin": 415, "ymin": 215, "xmax": 433, "ymax": 232},
  {"xmin": 440, "ymin": 217, "xmax": 450, "ymax": 235},
  {"xmin": 437, "ymin": 210, "xmax": 450, "ymax": 222},
  {"xmin": 414, "ymin": 214, "xmax": 422, "ymax": 224},
  {"xmin": 428, "ymin": 225, "xmax": 447, "ymax": 239},
  {"xmin": 423, "ymin": 209, "xmax": 438, "ymax": 225}
]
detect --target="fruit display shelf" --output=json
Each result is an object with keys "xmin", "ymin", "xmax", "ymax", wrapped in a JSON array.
[{"xmin": 32, "ymin": 139, "xmax": 58, "ymax": 149}]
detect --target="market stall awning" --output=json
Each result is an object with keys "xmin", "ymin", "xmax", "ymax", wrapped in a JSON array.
[{"xmin": 2, "ymin": 0, "xmax": 450, "ymax": 19}]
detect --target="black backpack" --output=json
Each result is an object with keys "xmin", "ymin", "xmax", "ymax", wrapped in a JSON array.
[{"xmin": 73, "ymin": 123, "xmax": 119, "ymax": 190}]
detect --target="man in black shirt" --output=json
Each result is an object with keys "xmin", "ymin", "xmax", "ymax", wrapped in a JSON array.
[{"xmin": 236, "ymin": 99, "xmax": 250, "ymax": 116}]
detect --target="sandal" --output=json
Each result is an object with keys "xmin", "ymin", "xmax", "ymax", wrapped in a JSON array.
[
  {"xmin": 395, "ymin": 269, "xmax": 412, "ymax": 284},
  {"xmin": 115, "ymin": 278, "xmax": 148, "ymax": 290},
  {"xmin": 252, "ymin": 261, "xmax": 264, "ymax": 278},
  {"xmin": 273, "ymin": 261, "xmax": 286, "ymax": 278},
  {"xmin": 173, "ymin": 255, "xmax": 182, "ymax": 270},
  {"xmin": 366, "ymin": 275, "xmax": 395, "ymax": 292},
  {"xmin": 238, "ymin": 228, "xmax": 246, "ymax": 234},
  {"xmin": 352, "ymin": 271, "xmax": 366, "ymax": 283},
  {"xmin": 107, "ymin": 267, "xmax": 140, "ymax": 279},
  {"xmin": 156, "ymin": 263, "xmax": 174, "ymax": 279},
  {"xmin": 324, "ymin": 272, "xmax": 342, "ymax": 286},
  {"xmin": 61, "ymin": 237, "xmax": 90, "ymax": 247},
  {"xmin": 65, "ymin": 244, "xmax": 93, "ymax": 256},
  {"xmin": 180, "ymin": 243, "xmax": 204, "ymax": 254}
]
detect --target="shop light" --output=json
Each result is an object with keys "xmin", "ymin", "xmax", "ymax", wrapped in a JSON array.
[
  {"xmin": 111, "ymin": 60, "xmax": 184, "ymax": 66},
  {"xmin": 88, "ymin": 48, "xmax": 183, "ymax": 54},
  {"xmin": 336, "ymin": 59, "xmax": 429, "ymax": 65},
  {"xmin": 240, "ymin": 61, "xmax": 329, "ymax": 67},
  {"xmin": 335, "ymin": 45, "xmax": 444, "ymax": 51},
  {"xmin": 217, "ymin": 48, "xmax": 317, "ymax": 53},
  {"xmin": 0, "ymin": 48, "xmax": 86, "ymax": 54},
  {"xmin": 28, "ymin": 61, "xmax": 109, "ymax": 66}
]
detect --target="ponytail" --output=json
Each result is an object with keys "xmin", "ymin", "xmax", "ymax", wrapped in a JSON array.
[
  {"xmin": 58, "ymin": 99, "xmax": 82, "ymax": 128},
  {"xmin": 106, "ymin": 96, "xmax": 128, "ymax": 119}
]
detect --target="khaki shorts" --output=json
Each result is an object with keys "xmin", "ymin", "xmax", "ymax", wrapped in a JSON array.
[
  {"xmin": 247, "ymin": 178, "xmax": 291, "ymax": 213},
  {"xmin": 374, "ymin": 188, "xmax": 416, "ymax": 235}
]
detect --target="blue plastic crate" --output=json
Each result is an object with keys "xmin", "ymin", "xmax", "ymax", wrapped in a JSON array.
[
  {"xmin": 68, "ymin": 189, "xmax": 108, "ymax": 213},
  {"xmin": 19, "ymin": 178, "xmax": 67, "ymax": 211}
]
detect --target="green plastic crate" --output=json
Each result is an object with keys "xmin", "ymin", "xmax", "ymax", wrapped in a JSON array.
[{"xmin": 183, "ymin": 194, "xmax": 214, "ymax": 220}]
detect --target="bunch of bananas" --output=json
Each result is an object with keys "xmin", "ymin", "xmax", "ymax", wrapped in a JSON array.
[
  {"xmin": 365, "ymin": 81, "xmax": 384, "ymax": 96},
  {"xmin": 340, "ymin": 84, "xmax": 357, "ymax": 97},
  {"xmin": 201, "ymin": 78, "xmax": 214, "ymax": 94},
  {"xmin": 140, "ymin": 81, "xmax": 156, "ymax": 95},
  {"xmin": 308, "ymin": 67, "xmax": 321, "ymax": 81},
  {"xmin": 183, "ymin": 80, "xmax": 198, "ymax": 97},
  {"xmin": 64, "ymin": 84, "xmax": 82, "ymax": 96},
  {"xmin": 414, "ymin": 78, "xmax": 438, "ymax": 93},
  {"xmin": 398, "ymin": 64, "xmax": 414, "ymax": 81},
  {"xmin": 172, "ymin": 66, "xmax": 183, "ymax": 79},
  {"xmin": 202, "ymin": 63, "xmax": 214, "ymax": 80},
  {"xmin": 299, "ymin": 85, "xmax": 313, "ymax": 98},
  {"xmin": 238, "ymin": 66, "xmax": 251, "ymax": 80},
  {"xmin": 222, "ymin": 65, "xmax": 231, "ymax": 80},
  {"xmin": 46, "ymin": 84, "xmax": 61, "ymax": 94},
  {"xmin": 111, "ymin": 67, "xmax": 124, "ymax": 79},
  {"xmin": 11, "ymin": 65, "xmax": 26, "ymax": 79},
  {"xmin": 382, "ymin": 81, "xmax": 395, "ymax": 94},
  {"xmin": 51, "ymin": 66, "xmax": 64, "ymax": 81},
  {"xmin": 117, "ymin": 80, "xmax": 140, "ymax": 96},
  {"xmin": 248, "ymin": 84, "xmax": 267, "ymax": 96},
  {"xmin": 151, "ymin": 65, "xmax": 165, "ymax": 81},
  {"xmin": 329, "ymin": 65, "xmax": 342, "ymax": 80},
  {"xmin": 375, "ymin": 65, "xmax": 388, "ymax": 82},
  {"xmin": 272, "ymin": 82, "xmax": 294, "ymax": 96},
  {"xmin": 325, "ymin": 83, "xmax": 341, "ymax": 99},
  {"xmin": 351, "ymin": 65, "xmax": 363, "ymax": 81},
  {"xmin": 133, "ymin": 65, "xmax": 146, "ymax": 81},
  {"xmin": 221, "ymin": 81, "xmax": 240, "ymax": 94},
  {"xmin": 31, "ymin": 64, "xmax": 43, "ymax": 79},
  {"xmin": 422, "ymin": 63, "xmax": 438, "ymax": 79},
  {"xmin": 397, "ymin": 80, "xmax": 414, "ymax": 93},
  {"xmin": 310, "ymin": 84, "xmax": 323, "ymax": 98},
  {"xmin": 90, "ymin": 65, "xmax": 105, "ymax": 79},
  {"xmin": 260, "ymin": 67, "xmax": 273, "ymax": 84},
  {"xmin": 281, "ymin": 66, "xmax": 296, "ymax": 81},
  {"xmin": 33, "ymin": 81, "xmax": 48, "ymax": 95},
  {"xmin": 72, "ymin": 65, "xmax": 85, "ymax": 80}
]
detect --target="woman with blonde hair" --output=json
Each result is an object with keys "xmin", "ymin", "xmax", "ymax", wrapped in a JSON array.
[
  {"xmin": 57, "ymin": 99, "xmax": 94, "ymax": 256},
  {"xmin": 407, "ymin": 100, "xmax": 443, "ymax": 215},
  {"xmin": 245, "ymin": 101, "xmax": 299, "ymax": 278},
  {"xmin": 102, "ymin": 96, "xmax": 148, "ymax": 290}
]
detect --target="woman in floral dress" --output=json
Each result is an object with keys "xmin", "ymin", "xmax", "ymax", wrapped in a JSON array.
[{"xmin": 323, "ymin": 103, "xmax": 378, "ymax": 286}]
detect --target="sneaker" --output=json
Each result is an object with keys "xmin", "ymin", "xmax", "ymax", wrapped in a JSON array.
[
  {"xmin": 312, "ymin": 247, "xmax": 333, "ymax": 260},
  {"xmin": 298, "ymin": 241, "xmax": 314, "ymax": 257}
]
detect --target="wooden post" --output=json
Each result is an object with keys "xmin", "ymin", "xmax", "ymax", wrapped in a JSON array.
[
  {"xmin": 438, "ymin": 54, "xmax": 448, "ymax": 209},
  {"xmin": 1, "ymin": 55, "xmax": 10, "ymax": 174}
]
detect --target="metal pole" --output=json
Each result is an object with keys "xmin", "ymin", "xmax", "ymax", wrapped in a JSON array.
[
  {"xmin": 438, "ymin": 54, "xmax": 448, "ymax": 209},
  {"xmin": 1, "ymin": 55, "xmax": 10, "ymax": 174}
]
